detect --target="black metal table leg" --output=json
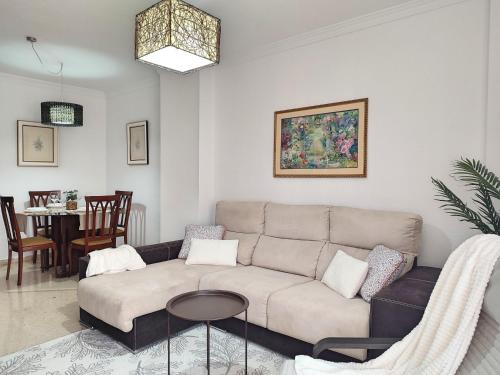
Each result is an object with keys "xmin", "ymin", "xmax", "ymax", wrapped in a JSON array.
[
  {"xmin": 245, "ymin": 309, "xmax": 248, "ymax": 374},
  {"xmin": 207, "ymin": 321, "xmax": 211, "ymax": 375},
  {"xmin": 167, "ymin": 312, "xmax": 171, "ymax": 375}
]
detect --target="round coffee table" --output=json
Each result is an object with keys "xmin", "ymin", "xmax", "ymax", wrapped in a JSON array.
[{"xmin": 166, "ymin": 290, "xmax": 250, "ymax": 375}]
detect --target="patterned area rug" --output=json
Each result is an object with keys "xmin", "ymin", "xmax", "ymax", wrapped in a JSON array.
[{"xmin": 0, "ymin": 325, "xmax": 287, "ymax": 375}]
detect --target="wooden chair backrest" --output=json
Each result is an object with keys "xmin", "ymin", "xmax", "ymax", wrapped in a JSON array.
[
  {"xmin": 115, "ymin": 190, "xmax": 133, "ymax": 229},
  {"xmin": 0, "ymin": 196, "xmax": 21, "ymax": 247},
  {"xmin": 84, "ymin": 195, "xmax": 120, "ymax": 245},
  {"xmin": 29, "ymin": 190, "xmax": 61, "ymax": 231}
]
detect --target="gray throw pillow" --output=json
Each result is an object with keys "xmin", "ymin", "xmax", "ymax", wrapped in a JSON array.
[
  {"xmin": 359, "ymin": 245, "xmax": 405, "ymax": 302},
  {"xmin": 178, "ymin": 224, "xmax": 225, "ymax": 259}
]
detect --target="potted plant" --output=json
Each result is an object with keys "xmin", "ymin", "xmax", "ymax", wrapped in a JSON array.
[
  {"xmin": 432, "ymin": 158, "xmax": 499, "ymax": 234},
  {"xmin": 64, "ymin": 190, "xmax": 78, "ymax": 210}
]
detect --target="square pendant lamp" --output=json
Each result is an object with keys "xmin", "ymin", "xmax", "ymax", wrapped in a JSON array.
[{"xmin": 135, "ymin": 0, "xmax": 221, "ymax": 73}]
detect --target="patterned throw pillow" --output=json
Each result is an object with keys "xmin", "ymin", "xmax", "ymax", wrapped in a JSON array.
[
  {"xmin": 178, "ymin": 225, "xmax": 225, "ymax": 259},
  {"xmin": 360, "ymin": 245, "xmax": 406, "ymax": 302}
]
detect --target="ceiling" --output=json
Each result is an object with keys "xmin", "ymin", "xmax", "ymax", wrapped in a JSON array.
[{"xmin": 0, "ymin": 0, "xmax": 413, "ymax": 93}]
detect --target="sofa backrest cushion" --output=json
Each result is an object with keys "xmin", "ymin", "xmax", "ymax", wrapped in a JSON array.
[
  {"xmin": 215, "ymin": 201, "xmax": 266, "ymax": 233},
  {"xmin": 330, "ymin": 206, "xmax": 422, "ymax": 256},
  {"xmin": 252, "ymin": 235, "xmax": 325, "ymax": 278},
  {"xmin": 223, "ymin": 231, "xmax": 260, "ymax": 266},
  {"xmin": 265, "ymin": 203, "xmax": 329, "ymax": 241}
]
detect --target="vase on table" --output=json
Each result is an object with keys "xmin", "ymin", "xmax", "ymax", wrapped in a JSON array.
[{"xmin": 66, "ymin": 200, "xmax": 77, "ymax": 210}]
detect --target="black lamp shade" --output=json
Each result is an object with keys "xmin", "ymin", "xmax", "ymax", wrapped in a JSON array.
[{"xmin": 41, "ymin": 102, "xmax": 83, "ymax": 126}]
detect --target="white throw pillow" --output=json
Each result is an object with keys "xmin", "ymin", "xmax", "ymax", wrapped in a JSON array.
[
  {"xmin": 185, "ymin": 239, "xmax": 238, "ymax": 266},
  {"xmin": 321, "ymin": 250, "xmax": 369, "ymax": 299}
]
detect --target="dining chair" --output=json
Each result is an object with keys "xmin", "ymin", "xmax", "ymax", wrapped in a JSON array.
[
  {"xmin": 115, "ymin": 190, "xmax": 133, "ymax": 244},
  {"xmin": 68, "ymin": 195, "xmax": 120, "ymax": 275},
  {"xmin": 28, "ymin": 190, "xmax": 60, "ymax": 266},
  {"xmin": 0, "ymin": 196, "xmax": 57, "ymax": 286}
]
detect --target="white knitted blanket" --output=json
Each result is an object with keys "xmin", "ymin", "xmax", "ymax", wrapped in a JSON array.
[{"xmin": 295, "ymin": 234, "xmax": 500, "ymax": 375}]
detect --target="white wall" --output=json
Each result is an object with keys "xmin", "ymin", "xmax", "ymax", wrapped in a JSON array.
[
  {"xmin": 160, "ymin": 71, "xmax": 200, "ymax": 241},
  {"xmin": 487, "ymin": 0, "xmax": 500, "ymax": 173},
  {"xmin": 199, "ymin": 0, "xmax": 493, "ymax": 266},
  {"xmin": 106, "ymin": 79, "xmax": 161, "ymax": 245},
  {"xmin": 0, "ymin": 73, "xmax": 107, "ymax": 260}
]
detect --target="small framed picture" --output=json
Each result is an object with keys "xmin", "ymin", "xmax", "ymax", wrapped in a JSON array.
[
  {"xmin": 127, "ymin": 121, "xmax": 149, "ymax": 165},
  {"xmin": 17, "ymin": 120, "xmax": 59, "ymax": 167},
  {"xmin": 274, "ymin": 98, "xmax": 368, "ymax": 177}
]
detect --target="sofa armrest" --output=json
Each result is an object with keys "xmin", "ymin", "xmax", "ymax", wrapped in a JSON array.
[
  {"xmin": 78, "ymin": 240, "xmax": 183, "ymax": 280},
  {"xmin": 79, "ymin": 256, "xmax": 91, "ymax": 280},
  {"xmin": 368, "ymin": 266, "xmax": 440, "ymax": 359},
  {"xmin": 313, "ymin": 337, "xmax": 400, "ymax": 358},
  {"xmin": 135, "ymin": 240, "xmax": 183, "ymax": 265}
]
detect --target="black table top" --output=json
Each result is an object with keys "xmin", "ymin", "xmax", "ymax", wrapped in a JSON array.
[{"xmin": 166, "ymin": 290, "xmax": 249, "ymax": 322}]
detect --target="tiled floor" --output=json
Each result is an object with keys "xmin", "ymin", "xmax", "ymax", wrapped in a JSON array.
[{"xmin": 0, "ymin": 257, "xmax": 84, "ymax": 356}]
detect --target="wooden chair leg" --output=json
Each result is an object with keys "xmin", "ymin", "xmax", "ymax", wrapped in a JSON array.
[
  {"xmin": 17, "ymin": 252, "xmax": 23, "ymax": 286},
  {"xmin": 52, "ymin": 245, "xmax": 58, "ymax": 273},
  {"xmin": 68, "ymin": 244, "xmax": 73, "ymax": 275},
  {"xmin": 6, "ymin": 249, "xmax": 12, "ymax": 280},
  {"xmin": 40, "ymin": 250, "xmax": 46, "ymax": 272},
  {"xmin": 33, "ymin": 250, "xmax": 37, "ymax": 264},
  {"xmin": 124, "ymin": 233, "xmax": 128, "ymax": 245}
]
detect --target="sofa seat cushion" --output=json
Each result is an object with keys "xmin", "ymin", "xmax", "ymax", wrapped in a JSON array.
[
  {"xmin": 252, "ymin": 235, "xmax": 325, "ymax": 278},
  {"xmin": 199, "ymin": 266, "xmax": 310, "ymax": 327},
  {"xmin": 78, "ymin": 259, "xmax": 231, "ymax": 332},
  {"xmin": 267, "ymin": 280, "xmax": 370, "ymax": 361}
]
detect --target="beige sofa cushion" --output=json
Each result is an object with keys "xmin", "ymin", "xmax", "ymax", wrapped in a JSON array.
[
  {"xmin": 78, "ymin": 259, "xmax": 231, "ymax": 332},
  {"xmin": 223, "ymin": 231, "xmax": 260, "ymax": 266},
  {"xmin": 330, "ymin": 206, "xmax": 422, "ymax": 256},
  {"xmin": 215, "ymin": 201, "xmax": 266, "ymax": 233},
  {"xmin": 199, "ymin": 266, "xmax": 310, "ymax": 327},
  {"xmin": 252, "ymin": 235, "xmax": 325, "ymax": 278},
  {"xmin": 268, "ymin": 280, "xmax": 370, "ymax": 361},
  {"xmin": 265, "ymin": 203, "xmax": 329, "ymax": 241}
]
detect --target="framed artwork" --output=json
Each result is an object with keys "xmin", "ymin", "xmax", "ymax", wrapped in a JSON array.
[
  {"xmin": 127, "ymin": 121, "xmax": 149, "ymax": 165},
  {"xmin": 17, "ymin": 121, "xmax": 59, "ymax": 167},
  {"xmin": 274, "ymin": 98, "xmax": 368, "ymax": 177}
]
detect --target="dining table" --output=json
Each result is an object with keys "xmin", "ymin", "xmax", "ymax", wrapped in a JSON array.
[{"xmin": 18, "ymin": 207, "xmax": 109, "ymax": 277}]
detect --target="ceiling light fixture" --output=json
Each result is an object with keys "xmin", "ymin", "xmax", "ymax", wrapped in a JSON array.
[
  {"xmin": 27, "ymin": 36, "xmax": 83, "ymax": 127},
  {"xmin": 135, "ymin": 0, "xmax": 221, "ymax": 74}
]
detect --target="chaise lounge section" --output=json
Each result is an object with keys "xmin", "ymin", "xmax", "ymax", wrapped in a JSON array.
[{"xmin": 78, "ymin": 201, "xmax": 426, "ymax": 362}]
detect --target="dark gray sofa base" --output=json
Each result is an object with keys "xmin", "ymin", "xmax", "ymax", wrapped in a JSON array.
[
  {"xmin": 78, "ymin": 241, "xmax": 438, "ymax": 362},
  {"xmin": 80, "ymin": 306, "xmax": 355, "ymax": 362}
]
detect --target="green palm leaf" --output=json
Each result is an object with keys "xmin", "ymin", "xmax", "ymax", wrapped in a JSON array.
[
  {"xmin": 431, "ymin": 177, "xmax": 494, "ymax": 234},
  {"xmin": 472, "ymin": 186, "xmax": 500, "ymax": 234},
  {"xmin": 452, "ymin": 158, "xmax": 500, "ymax": 200}
]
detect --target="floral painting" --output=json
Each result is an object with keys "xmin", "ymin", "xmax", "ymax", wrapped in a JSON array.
[{"xmin": 274, "ymin": 99, "xmax": 367, "ymax": 177}]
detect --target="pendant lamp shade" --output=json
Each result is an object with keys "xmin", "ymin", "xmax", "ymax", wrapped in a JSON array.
[
  {"xmin": 135, "ymin": 0, "xmax": 220, "ymax": 73},
  {"xmin": 41, "ymin": 102, "xmax": 83, "ymax": 127}
]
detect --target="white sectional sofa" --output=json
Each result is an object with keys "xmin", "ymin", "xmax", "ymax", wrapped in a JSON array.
[{"xmin": 78, "ymin": 201, "xmax": 423, "ymax": 361}]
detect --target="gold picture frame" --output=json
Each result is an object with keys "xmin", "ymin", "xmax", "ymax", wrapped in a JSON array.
[
  {"xmin": 274, "ymin": 98, "xmax": 368, "ymax": 177},
  {"xmin": 17, "ymin": 121, "xmax": 59, "ymax": 167},
  {"xmin": 127, "ymin": 121, "xmax": 149, "ymax": 165}
]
